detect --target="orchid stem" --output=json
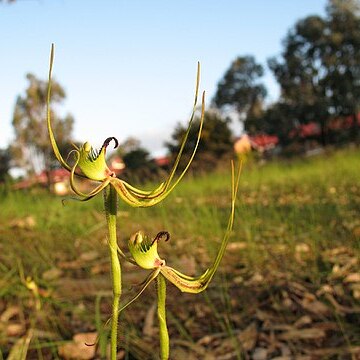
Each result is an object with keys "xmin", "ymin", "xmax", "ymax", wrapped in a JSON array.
[
  {"xmin": 104, "ymin": 185, "xmax": 121, "ymax": 360},
  {"xmin": 157, "ymin": 274, "xmax": 169, "ymax": 360}
]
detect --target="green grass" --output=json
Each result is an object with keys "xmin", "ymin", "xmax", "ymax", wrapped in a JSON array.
[{"xmin": 1, "ymin": 147, "xmax": 360, "ymax": 359}]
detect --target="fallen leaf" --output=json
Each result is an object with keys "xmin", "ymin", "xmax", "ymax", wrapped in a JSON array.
[
  {"xmin": 42, "ymin": 267, "xmax": 63, "ymax": 281},
  {"xmin": 227, "ymin": 242, "xmax": 247, "ymax": 251},
  {"xmin": 170, "ymin": 347, "xmax": 199, "ymax": 360},
  {"xmin": 0, "ymin": 305, "xmax": 21, "ymax": 322},
  {"xmin": 58, "ymin": 260, "xmax": 83, "ymax": 270},
  {"xmin": 352, "ymin": 226, "xmax": 360, "ymax": 237},
  {"xmin": 246, "ymin": 272, "xmax": 264, "ymax": 285},
  {"xmin": 324, "ymin": 293, "xmax": 360, "ymax": 314},
  {"xmin": 295, "ymin": 243, "xmax": 310, "ymax": 253},
  {"xmin": 278, "ymin": 328, "xmax": 326, "ymax": 340},
  {"xmin": 6, "ymin": 323, "xmax": 25, "ymax": 337},
  {"xmin": 197, "ymin": 334, "xmax": 213, "ymax": 346},
  {"xmin": 262, "ymin": 323, "xmax": 293, "ymax": 331},
  {"xmin": 233, "ymin": 275, "xmax": 244, "ymax": 284},
  {"xmin": 316, "ymin": 284, "xmax": 333, "ymax": 296},
  {"xmin": 90, "ymin": 262, "xmax": 110, "ymax": 275},
  {"xmin": 252, "ymin": 347, "xmax": 267, "ymax": 360},
  {"xmin": 255, "ymin": 309, "xmax": 275, "ymax": 322},
  {"xmin": 312, "ymin": 321, "xmax": 338, "ymax": 331},
  {"xmin": 238, "ymin": 322, "xmax": 257, "ymax": 351},
  {"xmin": 58, "ymin": 332, "xmax": 97, "ymax": 360},
  {"xmin": 294, "ymin": 315, "xmax": 312, "ymax": 328},
  {"xmin": 10, "ymin": 216, "xmax": 36, "ymax": 229},
  {"xmin": 79, "ymin": 251, "xmax": 99, "ymax": 262},
  {"xmin": 350, "ymin": 283, "xmax": 360, "ymax": 299},
  {"xmin": 344, "ymin": 272, "xmax": 360, "ymax": 283},
  {"xmin": 310, "ymin": 346, "xmax": 360, "ymax": 357},
  {"xmin": 300, "ymin": 298, "xmax": 330, "ymax": 316},
  {"xmin": 280, "ymin": 345, "xmax": 291, "ymax": 357}
]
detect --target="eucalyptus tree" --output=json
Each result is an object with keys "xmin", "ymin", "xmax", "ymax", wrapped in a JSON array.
[
  {"xmin": 269, "ymin": 0, "xmax": 360, "ymax": 145},
  {"xmin": 12, "ymin": 73, "xmax": 74, "ymax": 180},
  {"xmin": 166, "ymin": 110, "xmax": 233, "ymax": 172},
  {"xmin": 213, "ymin": 56, "xmax": 267, "ymax": 131},
  {"xmin": 269, "ymin": 15, "xmax": 330, "ymax": 144},
  {"xmin": 0, "ymin": 148, "xmax": 11, "ymax": 182},
  {"xmin": 323, "ymin": 0, "xmax": 360, "ymax": 142}
]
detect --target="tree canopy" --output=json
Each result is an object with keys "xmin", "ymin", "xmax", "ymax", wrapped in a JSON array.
[
  {"xmin": 213, "ymin": 56, "xmax": 267, "ymax": 127},
  {"xmin": 0, "ymin": 148, "xmax": 11, "ymax": 182},
  {"xmin": 11, "ymin": 73, "xmax": 74, "ymax": 175},
  {"xmin": 268, "ymin": 15, "xmax": 330, "ymax": 144},
  {"xmin": 116, "ymin": 137, "xmax": 160, "ymax": 183},
  {"xmin": 323, "ymin": 0, "xmax": 360, "ymax": 141},
  {"xmin": 166, "ymin": 110, "xmax": 233, "ymax": 172},
  {"xmin": 264, "ymin": 0, "xmax": 360, "ymax": 145},
  {"xmin": 211, "ymin": 0, "xmax": 360, "ymax": 147}
]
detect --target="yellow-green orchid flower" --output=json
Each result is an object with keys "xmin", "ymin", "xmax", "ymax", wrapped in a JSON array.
[
  {"xmin": 47, "ymin": 44, "xmax": 205, "ymax": 207},
  {"xmin": 119, "ymin": 161, "xmax": 241, "ymax": 312}
]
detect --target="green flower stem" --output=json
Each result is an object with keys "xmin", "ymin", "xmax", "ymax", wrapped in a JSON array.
[
  {"xmin": 104, "ymin": 185, "xmax": 122, "ymax": 360},
  {"xmin": 157, "ymin": 274, "xmax": 169, "ymax": 360}
]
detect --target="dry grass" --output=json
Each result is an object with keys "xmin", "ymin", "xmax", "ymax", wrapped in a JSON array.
[{"xmin": 0, "ymin": 147, "xmax": 359, "ymax": 359}]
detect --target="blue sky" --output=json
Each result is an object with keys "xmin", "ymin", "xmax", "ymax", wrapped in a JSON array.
[{"xmin": 0, "ymin": 0, "xmax": 327, "ymax": 156}]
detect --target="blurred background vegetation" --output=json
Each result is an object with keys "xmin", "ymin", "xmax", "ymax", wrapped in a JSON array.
[
  {"xmin": 0, "ymin": 0, "xmax": 359, "ymax": 186},
  {"xmin": 1, "ymin": 148, "xmax": 360, "ymax": 359}
]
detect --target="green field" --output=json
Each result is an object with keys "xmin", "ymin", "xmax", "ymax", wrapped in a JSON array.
[{"xmin": 1, "ymin": 148, "xmax": 360, "ymax": 359}]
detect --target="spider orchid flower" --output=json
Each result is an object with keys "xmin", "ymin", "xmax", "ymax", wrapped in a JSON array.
[
  {"xmin": 47, "ymin": 44, "xmax": 205, "ymax": 207},
  {"xmin": 119, "ymin": 162, "xmax": 240, "ymax": 312}
]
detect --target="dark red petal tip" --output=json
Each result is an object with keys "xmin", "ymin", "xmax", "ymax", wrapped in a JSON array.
[
  {"xmin": 151, "ymin": 231, "xmax": 170, "ymax": 245},
  {"xmin": 103, "ymin": 137, "xmax": 119, "ymax": 150}
]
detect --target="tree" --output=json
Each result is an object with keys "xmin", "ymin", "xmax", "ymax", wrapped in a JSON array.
[
  {"xmin": 254, "ymin": 102, "xmax": 297, "ymax": 144},
  {"xmin": 269, "ymin": 15, "xmax": 330, "ymax": 145},
  {"xmin": 0, "ymin": 148, "xmax": 11, "ymax": 182},
  {"xmin": 213, "ymin": 56, "xmax": 267, "ymax": 128},
  {"xmin": 123, "ymin": 148, "xmax": 159, "ymax": 182},
  {"xmin": 323, "ymin": 0, "xmax": 360, "ymax": 142},
  {"xmin": 166, "ymin": 110, "xmax": 233, "ymax": 172},
  {"xmin": 116, "ymin": 138, "xmax": 160, "ymax": 183},
  {"xmin": 327, "ymin": 0, "xmax": 360, "ymax": 15},
  {"xmin": 269, "ymin": 1, "xmax": 360, "ymax": 145},
  {"xmin": 12, "ymin": 73, "xmax": 74, "ymax": 178},
  {"xmin": 116, "ymin": 137, "xmax": 141, "ymax": 157}
]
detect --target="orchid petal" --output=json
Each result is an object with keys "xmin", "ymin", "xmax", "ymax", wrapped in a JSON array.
[
  {"xmin": 109, "ymin": 178, "xmax": 147, "ymax": 207},
  {"xmin": 116, "ymin": 245, "xmax": 136, "ymax": 265},
  {"xmin": 47, "ymin": 44, "xmax": 73, "ymax": 172},
  {"xmin": 160, "ymin": 160, "xmax": 241, "ymax": 293},
  {"xmin": 120, "ymin": 64, "xmax": 205, "ymax": 201},
  {"xmin": 118, "ymin": 268, "xmax": 161, "ymax": 314},
  {"xmin": 122, "ymin": 90, "xmax": 204, "ymax": 201},
  {"xmin": 110, "ymin": 177, "xmax": 174, "ymax": 207},
  {"xmin": 162, "ymin": 63, "xmax": 202, "ymax": 190}
]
